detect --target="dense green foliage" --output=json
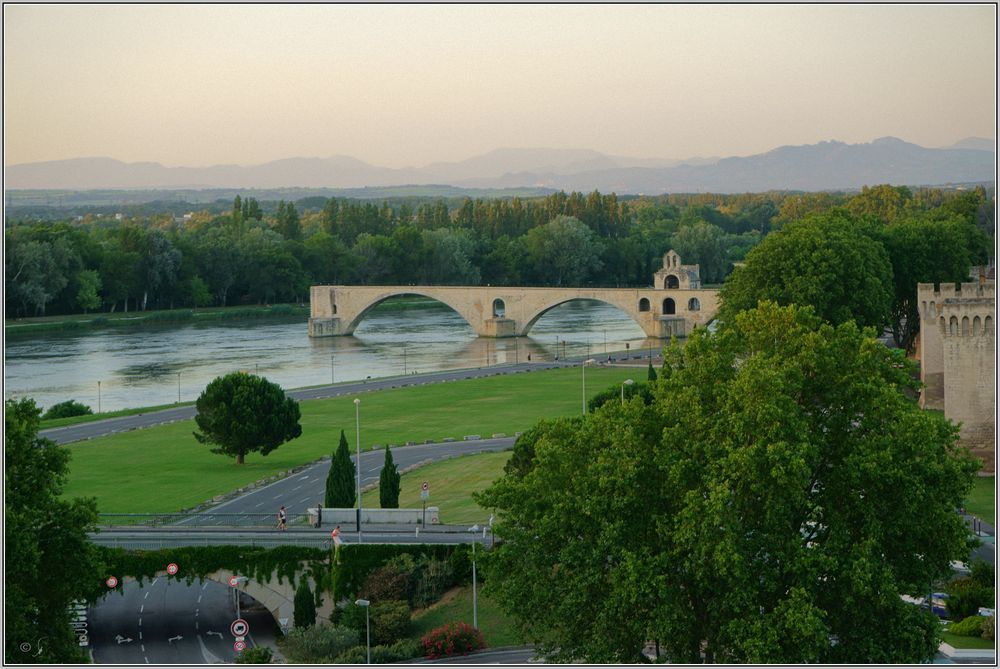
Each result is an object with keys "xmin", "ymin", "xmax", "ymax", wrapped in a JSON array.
[
  {"xmin": 193, "ymin": 372, "xmax": 302, "ymax": 464},
  {"xmin": 235, "ymin": 645, "xmax": 273, "ymax": 664},
  {"xmin": 5, "ymin": 399, "xmax": 100, "ymax": 664},
  {"xmin": 587, "ymin": 380, "xmax": 653, "ymax": 413},
  {"xmin": 294, "ymin": 578, "xmax": 317, "ymax": 628},
  {"xmin": 379, "ymin": 446, "xmax": 401, "ymax": 508},
  {"xmin": 41, "ymin": 399, "xmax": 93, "ymax": 420},
  {"xmin": 330, "ymin": 544, "xmax": 456, "ymax": 601},
  {"xmin": 948, "ymin": 615, "xmax": 987, "ymax": 637},
  {"xmin": 502, "ymin": 418, "xmax": 581, "ymax": 478},
  {"xmin": 944, "ymin": 566, "xmax": 995, "ymax": 621},
  {"xmin": 332, "ymin": 639, "xmax": 421, "ymax": 664},
  {"xmin": 280, "ymin": 623, "xmax": 359, "ymax": 663},
  {"xmin": 326, "ymin": 430, "xmax": 356, "ymax": 508},
  {"xmin": 477, "ymin": 302, "xmax": 978, "ymax": 663}
]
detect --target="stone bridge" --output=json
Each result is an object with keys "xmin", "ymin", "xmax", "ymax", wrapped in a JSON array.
[{"xmin": 309, "ymin": 250, "xmax": 720, "ymax": 339}]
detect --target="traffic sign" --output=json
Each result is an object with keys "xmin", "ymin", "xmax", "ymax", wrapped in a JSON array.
[
  {"xmin": 166, "ymin": 563, "xmax": 179, "ymax": 575},
  {"xmin": 231, "ymin": 619, "xmax": 249, "ymax": 637},
  {"xmin": 420, "ymin": 489, "xmax": 429, "ymax": 500},
  {"xmin": 234, "ymin": 641, "xmax": 246, "ymax": 652},
  {"xmin": 431, "ymin": 515, "xmax": 439, "ymax": 524},
  {"xmin": 105, "ymin": 576, "xmax": 118, "ymax": 588},
  {"xmin": 228, "ymin": 576, "xmax": 241, "ymax": 587},
  {"xmin": 421, "ymin": 481, "xmax": 429, "ymax": 491}
]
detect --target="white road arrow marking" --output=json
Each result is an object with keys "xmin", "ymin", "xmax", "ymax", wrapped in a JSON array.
[
  {"xmin": 168, "ymin": 635, "xmax": 183, "ymax": 643},
  {"xmin": 206, "ymin": 631, "xmax": 224, "ymax": 639},
  {"xmin": 114, "ymin": 635, "xmax": 133, "ymax": 644}
]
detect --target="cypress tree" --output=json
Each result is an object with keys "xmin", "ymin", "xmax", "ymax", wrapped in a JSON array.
[
  {"xmin": 293, "ymin": 578, "xmax": 316, "ymax": 628},
  {"xmin": 647, "ymin": 361, "xmax": 658, "ymax": 382},
  {"xmin": 325, "ymin": 430, "xmax": 356, "ymax": 508},
  {"xmin": 379, "ymin": 445, "xmax": 401, "ymax": 508}
]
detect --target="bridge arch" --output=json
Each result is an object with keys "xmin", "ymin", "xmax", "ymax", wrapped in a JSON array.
[
  {"xmin": 519, "ymin": 296, "xmax": 647, "ymax": 337},
  {"xmin": 344, "ymin": 290, "xmax": 479, "ymax": 335}
]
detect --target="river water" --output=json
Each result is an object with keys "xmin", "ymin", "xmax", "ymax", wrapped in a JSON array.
[{"xmin": 4, "ymin": 298, "xmax": 662, "ymax": 412}]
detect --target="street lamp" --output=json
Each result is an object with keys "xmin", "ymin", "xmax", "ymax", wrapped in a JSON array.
[
  {"xmin": 232, "ymin": 576, "xmax": 248, "ymax": 619},
  {"xmin": 581, "ymin": 358, "xmax": 595, "ymax": 415},
  {"xmin": 97, "ymin": 380, "xmax": 101, "ymax": 414},
  {"xmin": 621, "ymin": 378, "xmax": 634, "ymax": 405},
  {"xmin": 354, "ymin": 398, "xmax": 362, "ymax": 543},
  {"xmin": 472, "ymin": 541, "xmax": 478, "ymax": 629},
  {"xmin": 177, "ymin": 372, "xmax": 181, "ymax": 403},
  {"xmin": 355, "ymin": 599, "xmax": 371, "ymax": 664}
]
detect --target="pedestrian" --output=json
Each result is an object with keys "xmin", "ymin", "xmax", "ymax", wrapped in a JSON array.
[
  {"xmin": 277, "ymin": 505, "xmax": 287, "ymax": 531},
  {"xmin": 331, "ymin": 525, "xmax": 342, "ymax": 546},
  {"xmin": 314, "ymin": 502, "xmax": 323, "ymax": 528}
]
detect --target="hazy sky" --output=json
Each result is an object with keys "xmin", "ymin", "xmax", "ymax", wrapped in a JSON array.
[{"xmin": 3, "ymin": 4, "xmax": 996, "ymax": 167}]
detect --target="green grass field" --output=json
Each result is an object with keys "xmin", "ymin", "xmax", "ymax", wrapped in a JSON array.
[
  {"xmin": 62, "ymin": 366, "xmax": 635, "ymax": 513},
  {"xmin": 964, "ymin": 477, "xmax": 995, "ymax": 521},
  {"xmin": 940, "ymin": 630, "xmax": 996, "ymax": 650},
  {"xmin": 410, "ymin": 585, "xmax": 522, "ymax": 648},
  {"xmin": 40, "ymin": 402, "xmax": 194, "ymax": 429},
  {"xmin": 362, "ymin": 451, "xmax": 510, "ymax": 525}
]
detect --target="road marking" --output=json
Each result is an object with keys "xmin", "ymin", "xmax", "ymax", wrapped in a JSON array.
[
  {"xmin": 299, "ymin": 475, "xmax": 309, "ymax": 481},
  {"xmin": 197, "ymin": 595, "xmax": 202, "ymax": 603},
  {"xmin": 195, "ymin": 609, "xmax": 199, "ymax": 617},
  {"xmin": 143, "ymin": 591, "xmax": 149, "ymax": 600},
  {"xmin": 195, "ymin": 621, "xmax": 199, "ymax": 630},
  {"xmin": 141, "ymin": 644, "xmax": 145, "ymax": 652},
  {"xmin": 300, "ymin": 497, "xmax": 310, "ymax": 503},
  {"xmin": 254, "ymin": 501, "xmax": 265, "ymax": 508},
  {"xmin": 274, "ymin": 494, "xmax": 281, "ymax": 500},
  {"xmin": 151, "ymin": 578, "xmax": 158, "ymax": 586},
  {"xmin": 138, "ymin": 619, "xmax": 142, "ymax": 627},
  {"xmin": 202, "ymin": 582, "xmax": 208, "ymax": 590},
  {"xmin": 139, "ymin": 632, "xmax": 142, "ymax": 640},
  {"xmin": 139, "ymin": 605, "xmax": 144, "ymax": 613},
  {"xmin": 292, "ymin": 485, "xmax": 302, "ymax": 491}
]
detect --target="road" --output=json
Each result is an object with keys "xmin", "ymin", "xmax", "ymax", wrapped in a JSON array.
[
  {"xmin": 39, "ymin": 361, "xmax": 572, "ymax": 445},
  {"xmin": 88, "ymin": 576, "xmax": 276, "ymax": 664}
]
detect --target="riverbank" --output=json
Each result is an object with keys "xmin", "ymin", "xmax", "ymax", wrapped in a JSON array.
[{"xmin": 4, "ymin": 303, "xmax": 310, "ymax": 336}]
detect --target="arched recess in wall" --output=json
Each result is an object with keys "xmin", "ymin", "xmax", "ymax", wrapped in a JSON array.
[
  {"xmin": 939, "ymin": 316, "xmax": 946, "ymax": 334},
  {"xmin": 665, "ymin": 275, "xmax": 679, "ymax": 289},
  {"xmin": 986, "ymin": 315, "xmax": 994, "ymax": 334},
  {"xmin": 950, "ymin": 316, "xmax": 959, "ymax": 335},
  {"xmin": 638, "ymin": 298, "xmax": 650, "ymax": 312},
  {"xmin": 492, "ymin": 298, "xmax": 506, "ymax": 318},
  {"xmin": 663, "ymin": 298, "xmax": 676, "ymax": 315},
  {"xmin": 973, "ymin": 316, "xmax": 982, "ymax": 335},
  {"xmin": 688, "ymin": 297, "xmax": 700, "ymax": 311},
  {"xmin": 962, "ymin": 316, "xmax": 970, "ymax": 335}
]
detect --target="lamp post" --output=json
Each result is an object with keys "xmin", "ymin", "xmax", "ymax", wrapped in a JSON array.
[
  {"xmin": 355, "ymin": 599, "xmax": 371, "ymax": 664},
  {"xmin": 621, "ymin": 378, "xmax": 634, "ymax": 405},
  {"xmin": 97, "ymin": 380, "xmax": 101, "ymax": 414},
  {"xmin": 177, "ymin": 372, "xmax": 181, "ymax": 403},
  {"xmin": 331, "ymin": 353, "xmax": 335, "ymax": 384},
  {"xmin": 403, "ymin": 344, "xmax": 407, "ymax": 375},
  {"xmin": 354, "ymin": 398, "xmax": 362, "ymax": 544},
  {"xmin": 232, "ymin": 576, "xmax": 248, "ymax": 618},
  {"xmin": 581, "ymin": 358, "xmax": 595, "ymax": 415},
  {"xmin": 472, "ymin": 541, "xmax": 478, "ymax": 629}
]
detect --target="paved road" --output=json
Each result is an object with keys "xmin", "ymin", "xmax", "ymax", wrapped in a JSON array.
[
  {"xmin": 88, "ymin": 576, "xmax": 276, "ymax": 664},
  {"xmin": 413, "ymin": 646, "xmax": 538, "ymax": 663},
  {"xmin": 39, "ymin": 361, "xmax": 573, "ymax": 445}
]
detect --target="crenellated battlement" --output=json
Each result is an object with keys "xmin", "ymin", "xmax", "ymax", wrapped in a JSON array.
[
  {"xmin": 918, "ymin": 282, "xmax": 996, "ymax": 320},
  {"xmin": 938, "ymin": 301, "xmax": 995, "ymax": 338}
]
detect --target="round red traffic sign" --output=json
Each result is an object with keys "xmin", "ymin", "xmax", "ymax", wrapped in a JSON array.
[
  {"xmin": 231, "ymin": 619, "xmax": 249, "ymax": 637},
  {"xmin": 421, "ymin": 481, "xmax": 429, "ymax": 491},
  {"xmin": 105, "ymin": 576, "xmax": 118, "ymax": 588},
  {"xmin": 166, "ymin": 563, "xmax": 179, "ymax": 575},
  {"xmin": 234, "ymin": 640, "xmax": 246, "ymax": 652},
  {"xmin": 431, "ymin": 515, "xmax": 439, "ymax": 524},
  {"xmin": 228, "ymin": 576, "xmax": 240, "ymax": 587}
]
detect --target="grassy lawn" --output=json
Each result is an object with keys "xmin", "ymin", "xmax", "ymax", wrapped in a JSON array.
[
  {"xmin": 62, "ymin": 366, "xmax": 635, "ymax": 513},
  {"xmin": 940, "ymin": 630, "xmax": 996, "ymax": 650},
  {"xmin": 964, "ymin": 477, "xmax": 995, "ymax": 521},
  {"xmin": 410, "ymin": 586, "xmax": 522, "ymax": 648},
  {"xmin": 362, "ymin": 451, "xmax": 510, "ymax": 525}
]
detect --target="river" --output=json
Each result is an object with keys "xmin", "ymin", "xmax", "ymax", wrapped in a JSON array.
[{"xmin": 4, "ymin": 298, "xmax": 664, "ymax": 412}]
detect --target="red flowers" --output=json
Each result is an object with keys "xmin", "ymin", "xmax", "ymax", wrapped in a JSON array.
[{"xmin": 421, "ymin": 622, "xmax": 486, "ymax": 659}]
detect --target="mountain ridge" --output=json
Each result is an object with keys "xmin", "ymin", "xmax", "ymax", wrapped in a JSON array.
[{"xmin": 6, "ymin": 138, "xmax": 993, "ymax": 193}]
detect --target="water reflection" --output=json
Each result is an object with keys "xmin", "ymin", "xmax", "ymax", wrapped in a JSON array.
[{"xmin": 5, "ymin": 298, "xmax": 665, "ymax": 412}]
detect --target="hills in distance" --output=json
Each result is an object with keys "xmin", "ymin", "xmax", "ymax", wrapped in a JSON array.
[{"xmin": 6, "ymin": 137, "xmax": 994, "ymax": 194}]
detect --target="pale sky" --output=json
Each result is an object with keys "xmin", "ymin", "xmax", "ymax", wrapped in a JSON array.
[{"xmin": 3, "ymin": 4, "xmax": 996, "ymax": 168}]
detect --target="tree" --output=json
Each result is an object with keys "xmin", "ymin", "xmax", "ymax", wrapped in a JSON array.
[
  {"xmin": 74, "ymin": 269, "xmax": 102, "ymax": 313},
  {"xmin": 525, "ymin": 215, "xmax": 604, "ymax": 286},
  {"xmin": 719, "ymin": 211, "xmax": 893, "ymax": 329},
  {"xmin": 5, "ymin": 398, "xmax": 100, "ymax": 663},
  {"xmin": 294, "ymin": 578, "xmax": 316, "ymax": 628},
  {"xmin": 476, "ymin": 302, "xmax": 977, "ymax": 663},
  {"xmin": 647, "ymin": 361, "xmax": 657, "ymax": 381},
  {"xmin": 326, "ymin": 430, "xmax": 356, "ymax": 508},
  {"xmin": 193, "ymin": 373, "xmax": 302, "ymax": 465},
  {"xmin": 671, "ymin": 221, "xmax": 727, "ymax": 283},
  {"xmin": 379, "ymin": 446, "xmax": 401, "ymax": 508},
  {"xmin": 236, "ymin": 645, "xmax": 272, "ymax": 664}
]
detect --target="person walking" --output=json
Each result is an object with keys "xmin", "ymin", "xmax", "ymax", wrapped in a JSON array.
[
  {"xmin": 277, "ymin": 505, "xmax": 287, "ymax": 531},
  {"xmin": 314, "ymin": 502, "xmax": 323, "ymax": 528}
]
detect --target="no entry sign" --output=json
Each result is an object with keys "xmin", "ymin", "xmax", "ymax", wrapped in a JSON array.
[
  {"xmin": 228, "ymin": 576, "xmax": 241, "ymax": 587},
  {"xmin": 166, "ymin": 563, "xmax": 179, "ymax": 575},
  {"xmin": 421, "ymin": 481, "xmax": 429, "ymax": 491},
  {"xmin": 231, "ymin": 619, "xmax": 249, "ymax": 637},
  {"xmin": 105, "ymin": 576, "xmax": 118, "ymax": 588},
  {"xmin": 233, "ymin": 640, "xmax": 246, "ymax": 652}
]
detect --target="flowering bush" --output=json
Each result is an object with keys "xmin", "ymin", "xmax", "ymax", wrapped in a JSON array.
[{"xmin": 421, "ymin": 622, "xmax": 486, "ymax": 659}]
